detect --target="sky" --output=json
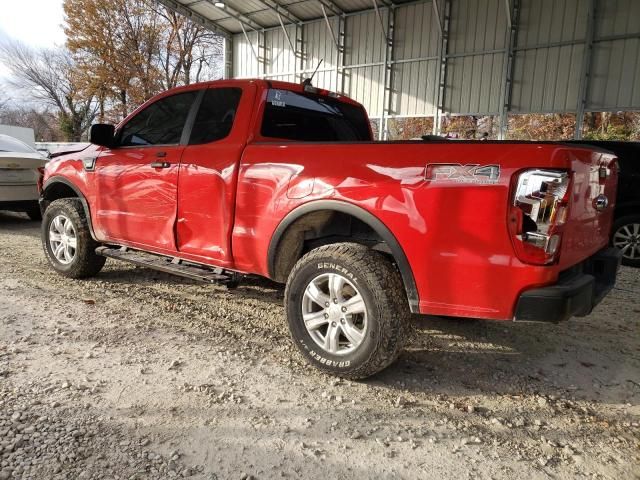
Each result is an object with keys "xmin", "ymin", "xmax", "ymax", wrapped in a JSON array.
[{"xmin": 0, "ymin": 0, "xmax": 66, "ymax": 79}]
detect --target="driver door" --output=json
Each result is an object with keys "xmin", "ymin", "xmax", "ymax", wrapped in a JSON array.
[{"xmin": 94, "ymin": 89, "xmax": 201, "ymax": 251}]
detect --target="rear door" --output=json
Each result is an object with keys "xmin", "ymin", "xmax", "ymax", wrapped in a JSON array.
[
  {"xmin": 94, "ymin": 90, "xmax": 200, "ymax": 251},
  {"xmin": 176, "ymin": 84, "xmax": 251, "ymax": 266}
]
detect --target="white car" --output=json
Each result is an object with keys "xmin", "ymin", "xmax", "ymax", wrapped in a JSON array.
[{"xmin": 0, "ymin": 134, "xmax": 48, "ymax": 220}]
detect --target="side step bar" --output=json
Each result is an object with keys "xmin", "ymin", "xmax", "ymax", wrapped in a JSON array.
[{"xmin": 95, "ymin": 246, "xmax": 241, "ymax": 287}]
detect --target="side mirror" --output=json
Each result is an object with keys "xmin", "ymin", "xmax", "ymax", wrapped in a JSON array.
[{"xmin": 89, "ymin": 124, "xmax": 115, "ymax": 147}]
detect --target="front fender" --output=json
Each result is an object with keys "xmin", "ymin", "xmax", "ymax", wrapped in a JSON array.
[{"xmin": 40, "ymin": 176, "xmax": 97, "ymax": 241}]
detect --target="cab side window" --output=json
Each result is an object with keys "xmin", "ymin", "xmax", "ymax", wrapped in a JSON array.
[
  {"xmin": 188, "ymin": 88, "xmax": 242, "ymax": 145},
  {"xmin": 118, "ymin": 91, "xmax": 198, "ymax": 147}
]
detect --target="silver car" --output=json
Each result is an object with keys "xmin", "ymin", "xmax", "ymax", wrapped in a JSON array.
[{"xmin": 0, "ymin": 134, "xmax": 48, "ymax": 220}]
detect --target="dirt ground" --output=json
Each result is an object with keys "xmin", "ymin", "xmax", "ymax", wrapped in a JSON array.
[{"xmin": 1, "ymin": 211, "xmax": 639, "ymax": 480}]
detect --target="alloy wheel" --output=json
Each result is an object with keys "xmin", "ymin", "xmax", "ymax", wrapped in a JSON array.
[
  {"xmin": 301, "ymin": 273, "xmax": 368, "ymax": 356},
  {"xmin": 613, "ymin": 223, "xmax": 640, "ymax": 261},
  {"xmin": 48, "ymin": 214, "xmax": 77, "ymax": 265}
]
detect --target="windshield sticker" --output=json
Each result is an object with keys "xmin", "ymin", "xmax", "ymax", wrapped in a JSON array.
[{"xmin": 271, "ymin": 90, "xmax": 286, "ymax": 107}]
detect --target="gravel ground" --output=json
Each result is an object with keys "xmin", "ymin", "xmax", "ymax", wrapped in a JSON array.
[{"xmin": 1, "ymin": 210, "xmax": 639, "ymax": 480}]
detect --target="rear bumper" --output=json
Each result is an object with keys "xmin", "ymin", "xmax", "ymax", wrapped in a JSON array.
[
  {"xmin": 514, "ymin": 247, "xmax": 621, "ymax": 323},
  {"xmin": 0, "ymin": 184, "xmax": 39, "ymax": 202}
]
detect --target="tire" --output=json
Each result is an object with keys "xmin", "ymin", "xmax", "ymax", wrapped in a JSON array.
[
  {"xmin": 26, "ymin": 204, "xmax": 42, "ymax": 221},
  {"xmin": 42, "ymin": 198, "xmax": 106, "ymax": 278},
  {"xmin": 612, "ymin": 214, "xmax": 640, "ymax": 267},
  {"xmin": 285, "ymin": 242, "xmax": 410, "ymax": 379}
]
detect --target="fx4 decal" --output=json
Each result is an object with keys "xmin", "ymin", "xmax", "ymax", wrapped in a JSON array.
[{"xmin": 425, "ymin": 163, "xmax": 501, "ymax": 184}]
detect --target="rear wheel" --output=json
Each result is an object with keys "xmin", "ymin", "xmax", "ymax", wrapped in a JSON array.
[
  {"xmin": 612, "ymin": 215, "xmax": 640, "ymax": 267},
  {"xmin": 285, "ymin": 242, "xmax": 410, "ymax": 379},
  {"xmin": 42, "ymin": 198, "xmax": 106, "ymax": 278}
]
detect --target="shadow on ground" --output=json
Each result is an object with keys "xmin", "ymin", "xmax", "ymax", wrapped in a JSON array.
[{"xmin": 3, "ymin": 208, "xmax": 637, "ymax": 405}]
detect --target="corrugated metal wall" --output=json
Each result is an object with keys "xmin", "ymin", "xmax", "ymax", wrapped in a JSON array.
[
  {"xmin": 264, "ymin": 24, "xmax": 297, "ymax": 82},
  {"xmin": 343, "ymin": 10, "xmax": 387, "ymax": 116},
  {"xmin": 511, "ymin": 0, "xmax": 588, "ymax": 113},
  {"xmin": 304, "ymin": 18, "xmax": 341, "ymax": 92},
  {"xmin": 231, "ymin": 0, "xmax": 639, "ymax": 137},
  {"xmin": 589, "ymin": 0, "xmax": 640, "ymax": 110},
  {"xmin": 390, "ymin": 2, "xmax": 439, "ymax": 117},
  {"xmin": 444, "ymin": 0, "xmax": 507, "ymax": 115}
]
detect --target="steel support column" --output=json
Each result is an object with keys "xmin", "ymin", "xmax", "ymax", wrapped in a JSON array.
[
  {"xmin": 295, "ymin": 23, "xmax": 303, "ymax": 82},
  {"xmin": 223, "ymin": 36, "xmax": 233, "ymax": 79},
  {"xmin": 380, "ymin": 5, "xmax": 395, "ymax": 140},
  {"xmin": 258, "ymin": 29, "xmax": 266, "ymax": 78},
  {"xmin": 336, "ymin": 14, "xmax": 346, "ymax": 94},
  {"xmin": 574, "ymin": 0, "xmax": 597, "ymax": 140},
  {"xmin": 433, "ymin": 0, "xmax": 450, "ymax": 136},
  {"xmin": 298, "ymin": 22, "xmax": 306, "ymax": 82},
  {"xmin": 499, "ymin": 0, "xmax": 520, "ymax": 139}
]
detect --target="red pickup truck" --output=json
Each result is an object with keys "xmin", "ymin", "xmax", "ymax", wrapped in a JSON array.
[{"xmin": 40, "ymin": 79, "xmax": 621, "ymax": 378}]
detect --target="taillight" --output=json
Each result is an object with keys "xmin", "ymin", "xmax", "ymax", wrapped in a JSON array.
[{"xmin": 508, "ymin": 169, "xmax": 571, "ymax": 265}]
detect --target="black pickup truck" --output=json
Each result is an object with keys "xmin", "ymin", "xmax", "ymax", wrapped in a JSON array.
[{"xmin": 569, "ymin": 141, "xmax": 640, "ymax": 267}]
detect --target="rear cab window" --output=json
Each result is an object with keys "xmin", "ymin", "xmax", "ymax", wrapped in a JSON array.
[
  {"xmin": 188, "ymin": 88, "xmax": 242, "ymax": 144},
  {"xmin": 261, "ymin": 89, "xmax": 372, "ymax": 142}
]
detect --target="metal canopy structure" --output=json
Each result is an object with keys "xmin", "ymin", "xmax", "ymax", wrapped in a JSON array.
[{"xmin": 157, "ymin": 0, "xmax": 640, "ymax": 139}]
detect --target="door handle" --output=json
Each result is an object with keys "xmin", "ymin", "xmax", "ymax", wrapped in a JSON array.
[{"xmin": 150, "ymin": 161, "xmax": 171, "ymax": 168}]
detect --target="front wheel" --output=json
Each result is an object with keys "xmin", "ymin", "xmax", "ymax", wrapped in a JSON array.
[
  {"xmin": 285, "ymin": 243, "xmax": 410, "ymax": 379},
  {"xmin": 612, "ymin": 215, "xmax": 640, "ymax": 267},
  {"xmin": 42, "ymin": 198, "xmax": 106, "ymax": 278}
]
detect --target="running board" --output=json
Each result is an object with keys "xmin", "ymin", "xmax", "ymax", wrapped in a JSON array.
[{"xmin": 95, "ymin": 246, "xmax": 241, "ymax": 287}]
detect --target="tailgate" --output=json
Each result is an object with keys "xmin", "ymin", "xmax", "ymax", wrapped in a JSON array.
[
  {"xmin": 559, "ymin": 148, "xmax": 618, "ymax": 268},
  {"xmin": 0, "ymin": 153, "xmax": 47, "ymax": 185}
]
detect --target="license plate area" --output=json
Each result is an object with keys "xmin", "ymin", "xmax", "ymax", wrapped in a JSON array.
[{"xmin": 0, "ymin": 169, "xmax": 36, "ymax": 184}]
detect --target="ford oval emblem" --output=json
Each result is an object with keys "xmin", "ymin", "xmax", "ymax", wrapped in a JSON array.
[{"xmin": 594, "ymin": 194, "xmax": 609, "ymax": 211}]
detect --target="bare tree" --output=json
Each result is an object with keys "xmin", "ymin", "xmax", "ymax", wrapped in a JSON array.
[
  {"xmin": 0, "ymin": 41, "xmax": 97, "ymax": 141},
  {"xmin": 152, "ymin": 6, "xmax": 224, "ymax": 89},
  {"xmin": 0, "ymin": 102, "xmax": 64, "ymax": 141}
]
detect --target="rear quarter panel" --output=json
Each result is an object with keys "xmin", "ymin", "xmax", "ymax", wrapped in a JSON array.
[{"xmin": 233, "ymin": 142, "xmax": 598, "ymax": 320}]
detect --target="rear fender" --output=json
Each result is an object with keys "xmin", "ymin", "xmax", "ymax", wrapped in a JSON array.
[{"xmin": 267, "ymin": 200, "xmax": 420, "ymax": 313}]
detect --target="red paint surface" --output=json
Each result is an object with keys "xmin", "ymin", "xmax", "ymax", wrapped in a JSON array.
[{"xmin": 43, "ymin": 79, "xmax": 618, "ymax": 320}]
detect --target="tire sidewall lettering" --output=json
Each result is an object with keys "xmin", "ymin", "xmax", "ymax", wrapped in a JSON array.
[
  {"xmin": 298, "ymin": 338, "xmax": 352, "ymax": 368},
  {"xmin": 316, "ymin": 262, "xmax": 358, "ymax": 284}
]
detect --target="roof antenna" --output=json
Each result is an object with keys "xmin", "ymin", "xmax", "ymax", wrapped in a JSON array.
[{"xmin": 302, "ymin": 59, "xmax": 323, "ymax": 87}]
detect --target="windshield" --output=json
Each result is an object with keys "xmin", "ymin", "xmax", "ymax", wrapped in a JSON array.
[
  {"xmin": 0, "ymin": 135, "xmax": 37, "ymax": 154},
  {"xmin": 261, "ymin": 89, "xmax": 372, "ymax": 142}
]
